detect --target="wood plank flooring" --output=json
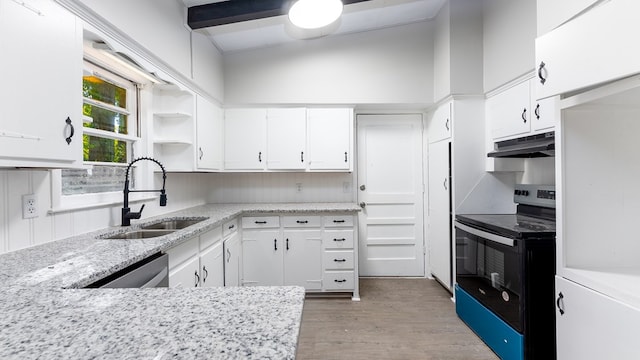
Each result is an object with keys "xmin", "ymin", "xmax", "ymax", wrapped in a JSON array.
[{"xmin": 297, "ymin": 278, "xmax": 500, "ymax": 360}]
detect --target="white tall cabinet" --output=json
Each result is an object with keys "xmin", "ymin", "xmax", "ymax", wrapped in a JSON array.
[
  {"xmin": 0, "ymin": 0, "xmax": 83, "ymax": 168},
  {"xmin": 195, "ymin": 95, "xmax": 223, "ymax": 171},
  {"xmin": 426, "ymin": 98, "xmax": 485, "ymax": 292}
]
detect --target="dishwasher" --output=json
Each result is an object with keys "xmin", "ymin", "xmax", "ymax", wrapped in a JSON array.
[{"xmin": 86, "ymin": 252, "xmax": 169, "ymax": 288}]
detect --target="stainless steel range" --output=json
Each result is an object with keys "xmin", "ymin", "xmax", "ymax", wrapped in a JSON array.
[{"xmin": 454, "ymin": 184, "xmax": 556, "ymax": 360}]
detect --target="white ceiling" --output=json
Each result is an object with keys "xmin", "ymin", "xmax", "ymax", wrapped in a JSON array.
[{"xmin": 182, "ymin": 0, "xmax": 446, "ymax": 53}]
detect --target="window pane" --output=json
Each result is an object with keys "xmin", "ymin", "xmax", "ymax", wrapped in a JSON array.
[
  {"xmin": 83, "ymin": 75, "xmax": 127, "ymax": 108},
  {"xmin": 83, "ymin": 104, "xmax": 128, "ymax": 134},
  {"xmin": 62, "ymin": 165, "xmax": 134, "ymax": 195},
  {"xmin": 83, "ymin": 134, "xmax": 128, "ymax": 163}
]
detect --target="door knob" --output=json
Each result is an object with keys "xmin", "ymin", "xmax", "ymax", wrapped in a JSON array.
[
  {"xmin": 359, "ymin": 202, "xmax": 366, "ymax": 208},
  {"xmin": 359, "ymin": 185, "xmax": 366, "ymax": 191}
]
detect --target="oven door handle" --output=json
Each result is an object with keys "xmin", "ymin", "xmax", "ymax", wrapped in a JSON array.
[{"xmin": 455, "ymin": 221, "xmax": 515, "ymax": 247}]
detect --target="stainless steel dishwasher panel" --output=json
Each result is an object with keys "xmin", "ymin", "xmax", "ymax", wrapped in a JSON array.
[{"xmin": 87, "ymin": 253, "xmax": 169, "ymax": 288}]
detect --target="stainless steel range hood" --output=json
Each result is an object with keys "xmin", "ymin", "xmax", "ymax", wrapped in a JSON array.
[{"xmin": 487, "ymin": 131, "xmax": 555, "ymax": 158}]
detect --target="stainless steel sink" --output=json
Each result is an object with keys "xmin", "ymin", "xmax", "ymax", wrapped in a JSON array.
[
  {"xmin": 141, "ymin": 217, "xmax": 207, "ymax": 230},
  {"xmin": 101, "ymin": 229, "xmax": 176, "ymax": 240}
]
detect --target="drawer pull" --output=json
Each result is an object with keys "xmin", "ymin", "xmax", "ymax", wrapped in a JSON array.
[
  {"xmin": 296, "ymin": 220, "xmax": 308, "ymax": 224},
  {"xmin": 334, "ymin": 259, "xmax": 347, "ymax": 262},
  {"xmin": 274, "ymin": 239, "xmax": 278, "ymax": 251},
  {"xmin": 334, "ymin": 279, "xmax": 347, "ymax": 283},
  {"xmin": 286, "ymin": 238, "xmax": 289, "ymax": 251},
  {"xmin": 255, "ymin": 221, "xmax": 267, "ymax": 224},
  {"xmin": 228, "ymin": 224, "xmax": 235, "ymax": 230},
  {"xmin": 333, "ymin": 238, "xmax": 346, "ymax": 242},
  {"xmin": 333, "ymin": 219, "xmax": 345, "ymax": 223}
]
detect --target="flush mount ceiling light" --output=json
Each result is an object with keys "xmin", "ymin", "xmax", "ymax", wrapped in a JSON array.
[{"xmin": 288, "ymin": 0, "xmax": 343, "ymax": 29}]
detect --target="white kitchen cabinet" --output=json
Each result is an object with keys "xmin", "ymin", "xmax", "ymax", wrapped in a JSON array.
[
  {"xmin": 535, "ymin": 0, "xmax": 640, "ymax": 99},
  {"xmin": 555, "ymin": 276, "xmax": 640, "ymax": 360},
  {"xmin": 224, "ymin": 108, "xmax": 267, "ymax": 170},
  {"xmin": 152, "ymin": 84, "xmax": 196, "ymax": 171},
  {"xmin": 223, "ymin": 218, "xmax": 241, "ymax": 287},
  {"xmin": 242, "ymin": 228, "xmax": 282, "ymax": 286},
  {"xmin": 536, "ymin": 0, "xmax": 600, "ymax": 36},
  {"xmin": 427, "ymin": 102, "xmax": 451, "ymax": 143},
  {"xmin": 322, "ymin": 216, "xmax": 357, "ymax": 294},
  {"xmin": 307, "ymin": 108, "xmax": 353, "ymax": 171},
  {"xmin": 0, "ymin": 0, "xmax": 83, "ymax": 168},
  {"xmin": 166, "ymin": 227, "xmax": 223, "ymax": 288},
  {"xmin": 530, "ymin": 92, "xmax": 556, "ymax": 132},
  {"xmin": 195, "ymin": 95, "xmax": 223, "ymax": 171},
  {"xmin": 266, "ymin": 108, "xmax": 306, "ymax": 170},
  {"xmin": 487, "ymin": 80, "xmax": 531, "ymax": 140},
  {"xmin": 283, "ymin": 229, "xmax": 323, "ymax": 290},
  {"xmin": 427, "ymin": 139, "xmax": 451, "ymax": 290}
]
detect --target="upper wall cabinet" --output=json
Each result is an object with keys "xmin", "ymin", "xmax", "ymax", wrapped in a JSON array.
[
  {"xmin": 536, "ymin": 0, "xmax": 640, "ymax": 99},
  {"xmin": 487, "ymin": 78, "xmax": 554, "ymax": 141},
  {"xmin": 427, "ymin": 101, "xmax": 452, "ymax": 144},
  {"xmin": 224, "ymin": 108, "xmax": 267, "ymax": 171},
  {"xmin": 0, "ymin": 0, "xmax": 83, "ymax": 168},
  {"xmin": 536, "ymin": 0, "xmax": 601, "ymax": 36},
  {"xmin": 307, "ymin": 108, "xmax": 353, "ymax": 171},
  {"xmin": 224, "ymin": 107, "xmax": 353, "ymax": 172},
  {"xmin": 196, "ymin": 95, "xmax": 223, "ymax": 171},
  {"xmin": 267, "ymin": 108, "xmax": 307, "ymax": 170},
  {"xmin": 151, "ymin": 84, "xmax": 196, "ymax": 171}
]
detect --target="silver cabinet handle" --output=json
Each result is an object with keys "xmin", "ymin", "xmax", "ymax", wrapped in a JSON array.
[
  {"xmin": 199, "ymin": 147, "xmax": 204, "ymax": 160},
  {"xmin": 226, "ymin": 248, "xmax": 231, "ymax": 263}
]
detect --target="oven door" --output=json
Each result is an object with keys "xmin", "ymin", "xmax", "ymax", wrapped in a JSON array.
[{"xmin": 455, "ymin": 221, "xmax": 523, "ymax": 332}]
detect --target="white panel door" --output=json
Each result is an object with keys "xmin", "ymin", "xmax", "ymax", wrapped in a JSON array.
[
  {"xmin": 427, "ymin": 139, "xmax": 452, "ymax": 289},
  {"xmin": 307, "ymin": 108, "xmax": 352, "ymax": 170},
  {"xmin": 266, "ymin": 108, "xmax": 306, "ymax": 170},
  {"xmin": 241, "ymin": 230, "xmax": 283, "ymax": 286},
  {"xmin": 283, "ymin": 230, "xmax": 322, "ymax": 290},
  {"xmin": 357, "ymin": 114, "xmax": 424, "ymax": 276},
  {"xmin": 224, "ymin": 108, "xmax": 267, "ymax": 170}
]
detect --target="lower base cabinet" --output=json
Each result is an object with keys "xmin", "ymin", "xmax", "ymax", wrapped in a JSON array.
[
  {"xmin": 555, "ymin": 276, "xmax": 640, "ymax": 360},
  {"xmin": 241, "ymin": 214, "xmax": 358, "ymax": 298},
  {"xmin": 223, "ymin": 218, "xmax": 241, "ymax": 286},
  {"xmin": 166, "ymin": 227, "xmax": 224, "ymax": 288}
]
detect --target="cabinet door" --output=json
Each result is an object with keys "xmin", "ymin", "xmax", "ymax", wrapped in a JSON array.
[
  {"xmin": 555, "ymin": 276, "xmax": 640, "ymax": 360},
  {"xmin": 224, "ymin": 108, "xmax": 267, "ymax": 170},
  {"xmin": 196, "ymin": 95, "xmax": 223, "ymax": 170},
  {"xmin": 200, "ymin": 241, "xmax": 224, "ymax": 288},
  {"xmin": 0, "ymin": 0, "xmax": 82, "ymax": 166},
  {"xmin": 536, "ymin": 0, "xmax": 640, "ymax": 99},
  {"xmin": 531, "ymin": 94, "xmax": 556, "ymax": 132},
  {"xmin": 242, "ymin": 230, "xmax": 283, "ymax": 286},
  {"xmin": 428, "ymin": 102, "xmax": 452, "ymax": 143},
  {"xmin": 168, "ymin": 255, "xmax": 201, "ymax": 288},
  {"xmin": 267, "ymin": 108, "xmax": 306, "ymax": 170},
  {"xmin": 283, "ymin": 230, "xmax": 322, "ymax": 290},
  {"xmin": 307, "ymin": 108, "xmax": 352, "ymax": 170},
  {"xmin": 487, "ymin": 81, "xmax": 531, "ymax": 140},
  {"xmin": 224, "ymin": 231, "xmax": 241, "ymax": 286},
  {"xmin": 428, "ymin": 139, "xmax": 451, "ymax": 290}
]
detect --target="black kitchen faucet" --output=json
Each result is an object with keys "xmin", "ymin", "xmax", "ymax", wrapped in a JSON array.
[{"xmin": 122, "ymin": 157, "xmax": 167, "ymax": 226}]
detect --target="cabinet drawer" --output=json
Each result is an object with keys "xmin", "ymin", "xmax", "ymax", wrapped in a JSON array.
[
  {"xmin": 323, "ymin": 271, "xmax": 355, "ymax": 290},
  {"xmin": 282, "ymin": 215, "xmax": 321, "ymax": 228},
  {"xmin": 242, "ymin": 216, "xmax": 280, "ymax": 229},
  {"xmin": 323, "ymin": 215, "xmax": 354, "ymax": 227},
  {"xmin": 165, "ymin": 237, "xmax": 199, "ymax": 270},
  {"xmin": 199, "ymin": 226, "xmax": 222, "ymax": 250},
  {"xmin": 223, "ymin": 218, "xmax": 238, "ymax": 237},
  {"xmin": 323, "ymin": 230, "xmax": 354, "ymax": 249},
  {"xmin": 323, "ymin": 250, "xmax": 354, "ymax": 270}
]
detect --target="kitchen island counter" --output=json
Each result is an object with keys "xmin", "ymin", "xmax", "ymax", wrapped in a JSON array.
[{"xmin": 0, "ymin": 202, "xmax": 359, "ymax": 359}]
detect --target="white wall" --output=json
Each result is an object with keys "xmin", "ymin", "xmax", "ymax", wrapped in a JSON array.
[
  {"xmin": 483, "ymin": 0, "xmax": 536, "ymax": 92},
  {"xmin": 223, "ymin": 21, "xmax": 434, "ymax": 106},
  {"xmin": 433, "ymin": 2, "xmax": 451, "ymax": 102},
  {"xmin": 206, "ymin": 173, "xmax": 355, "ymax": 204},
  {"xmin": 0, "ymin": 170, "xmax": 211, "ymax": 254}
]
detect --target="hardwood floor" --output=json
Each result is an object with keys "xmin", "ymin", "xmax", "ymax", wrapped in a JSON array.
[{"xmin": 297, "ymin": 278, "xmax": 499, "ymax": 360}]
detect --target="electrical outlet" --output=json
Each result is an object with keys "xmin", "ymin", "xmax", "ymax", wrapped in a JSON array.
[
  {"xmin": 22, "ymin": 194, "xmax": 38, "ymax": 219},
  {"xmin": 296, "ymin": 183, "xmax": 303, "ymax": 192}
]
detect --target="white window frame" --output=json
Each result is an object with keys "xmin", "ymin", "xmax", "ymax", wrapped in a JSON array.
[{"xmin": 50, "ymin": 60, "xmax": 152, "ymax": 212}]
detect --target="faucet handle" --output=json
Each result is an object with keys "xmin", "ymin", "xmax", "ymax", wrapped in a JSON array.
[{"xmin": 137, "ymin": 204, "xmax": 145, "ymax": 216}]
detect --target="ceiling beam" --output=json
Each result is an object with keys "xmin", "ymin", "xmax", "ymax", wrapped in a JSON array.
[{"xmin": 188, "ymin": 0, "xmax": 371, "ymax": 30}]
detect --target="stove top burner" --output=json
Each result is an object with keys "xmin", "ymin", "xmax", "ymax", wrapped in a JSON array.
[{"xmin": 455, "ymin": 213, "xmax": 556, "ymax": 239}]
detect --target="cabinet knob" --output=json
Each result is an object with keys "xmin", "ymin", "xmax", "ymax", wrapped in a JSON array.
[
  {"xmin": 556, "ymin": 292, "xmax": 565, "ymax": 315},
  {"xmin": 64, "ymin": 117, "xmax": 74, "ymax": 145},
  {"xmin": 538, "ymin": 61, "xmax": 547, "ymax": 84},
  {"xmin": 359, "ymin": 202, "xmax": 366, "ymax": 209}
]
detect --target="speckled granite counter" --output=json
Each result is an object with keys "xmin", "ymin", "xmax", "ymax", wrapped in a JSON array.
[{"xmin": 0, "ymin": 203, "xmax": 360, "ymax": 359}]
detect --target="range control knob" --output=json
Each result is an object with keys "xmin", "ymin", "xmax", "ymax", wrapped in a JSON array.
[{"xmin": 522, "ymin": 190, "xmax": 529, "ymax": 196}]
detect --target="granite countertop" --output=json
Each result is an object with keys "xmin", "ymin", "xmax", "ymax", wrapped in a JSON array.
[{"xmin": 0, "ymin": 202, "xmax": 360, "ymax": 359}]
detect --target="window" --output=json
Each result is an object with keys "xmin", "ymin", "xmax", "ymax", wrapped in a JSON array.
[{"xmin": 61, "ymin": 60, "xmax": 139, "ymax": 196}]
